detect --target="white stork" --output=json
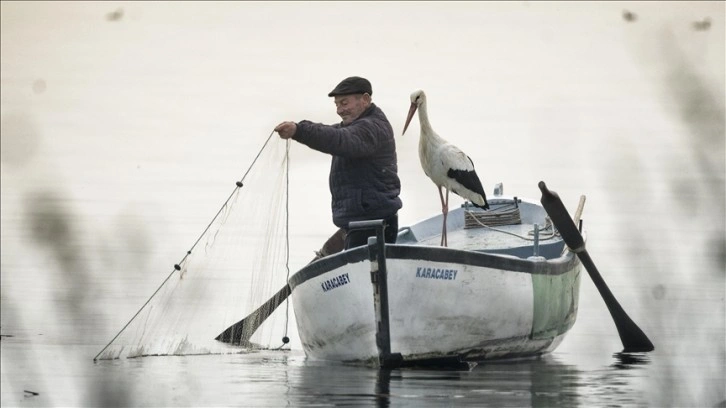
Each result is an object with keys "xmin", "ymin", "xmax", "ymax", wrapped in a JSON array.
[{"xmin": 402, "ymin": 89, "xmax": 489, "ymax": 247}]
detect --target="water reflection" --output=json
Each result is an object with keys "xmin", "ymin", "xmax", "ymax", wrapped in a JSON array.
[
  {"xmin": 611, "ymin": 352, "xmax": 651, "ymax": 370},
  {"xmin": 282, "ymin": 352, "xmax": 655, "ymax": 407},
  {"xmin": 468, "ymin": 358, "xmax": 582, "ymax": 408},
  {"xmin": 374, "ymin": 369, "xmax": 391, "ymax": 408},
  {"xmin": 3, "ymin": 344, "xmax": 655, "ymax": 407}
]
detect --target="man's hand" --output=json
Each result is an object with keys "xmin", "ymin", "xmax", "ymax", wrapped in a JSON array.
[{"xmin": 274, "ymin": 121, "xmax": 297, "ymax": 139}]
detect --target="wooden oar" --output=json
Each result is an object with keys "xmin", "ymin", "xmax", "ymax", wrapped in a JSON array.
[
  {"xmin": 215, "ymin": 228, "xmax": 346, "ymax": 344},
  {"xmin": 538, "ymin": 181, "xmax": 654, "ymax": 352},
  {"xmin": 215, "ymin": 284, "xmax": 291, "ymax": 344}
]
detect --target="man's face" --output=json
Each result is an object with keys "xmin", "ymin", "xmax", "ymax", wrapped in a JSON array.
[{"xmin": 334, "ymin": 94, "xmax": 369, "ymax": 125}]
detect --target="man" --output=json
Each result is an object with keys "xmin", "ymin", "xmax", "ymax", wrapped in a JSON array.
[{"xmin": 274, "ymin": 76, "xmax": 402, "ymax": 251}]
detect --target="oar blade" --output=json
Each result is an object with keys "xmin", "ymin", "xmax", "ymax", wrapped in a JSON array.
[
  {"xmin": 577, "ymin": 251, "xmax": 655, "ymax": 352},
  {"xmin": 619, "ymin": 321, "xmax": 656, "ymax": 352},
  {"xmin": 215, "ymin": 284, "xmax": 291, "ymax": 344}
]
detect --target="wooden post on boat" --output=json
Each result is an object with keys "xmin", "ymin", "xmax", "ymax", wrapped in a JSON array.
[{"xmin": 348, "ymin": 219, "xmax": 403, "ymax": 369}]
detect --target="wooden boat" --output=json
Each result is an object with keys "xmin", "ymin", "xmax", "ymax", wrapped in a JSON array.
[{"xmin": 288, "ymin": 194, "xmax": 583, "ymax": 367}]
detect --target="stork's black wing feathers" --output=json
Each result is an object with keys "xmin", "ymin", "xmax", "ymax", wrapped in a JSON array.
[{"xmin": 446, "ymin": 156, "xmax": 489, "ymax": 209}]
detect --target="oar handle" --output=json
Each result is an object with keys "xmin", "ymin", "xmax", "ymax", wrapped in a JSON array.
[{"xmin": 538, "ymin": 181, "xmax": 585, "ymax": 252}]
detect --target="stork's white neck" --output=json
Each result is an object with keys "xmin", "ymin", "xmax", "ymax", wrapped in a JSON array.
[
  {"xmin": 418, "ymin": 100, "xmax": 435, "ymax": 136},
  {"xmin": 417, "ymin": 99, "xmax": 440, "ymax": 142}
]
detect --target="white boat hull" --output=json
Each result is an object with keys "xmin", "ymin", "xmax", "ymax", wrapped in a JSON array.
[{"xmin": 290, "ymin": 198, "xmax": 582, "ymax": 365}]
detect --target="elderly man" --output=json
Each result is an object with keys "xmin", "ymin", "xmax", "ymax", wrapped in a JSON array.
[{"xmin": 274, "ymin": 76, "xmax": 402, "ymax": 251}]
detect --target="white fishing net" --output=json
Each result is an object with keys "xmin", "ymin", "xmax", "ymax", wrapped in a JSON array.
[{"xmin": 95, "ymin": 135, "xmax": 292, "ymax": 360}]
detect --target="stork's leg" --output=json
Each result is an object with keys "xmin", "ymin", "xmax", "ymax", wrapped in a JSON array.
[
  {"xmin": 443, "ymin": 188, "xmax": 449, "ymax": 247},
  {"xmin": 438, "ymin": 186, "xmax": 447, "ymax": 246}
]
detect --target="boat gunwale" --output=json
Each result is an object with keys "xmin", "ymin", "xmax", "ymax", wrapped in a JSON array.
[{"xmin": 288, "ymin": 242, "xmax": 580, "ymax": 291}]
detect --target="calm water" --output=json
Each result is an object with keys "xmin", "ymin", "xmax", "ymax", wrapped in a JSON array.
[
  {"xmin": 2, "ymin": 2, "xmax": 724, "ymax": 407},
  {"xmin": 0, "ymin": 343, "xmax": 660, "ymax": 407}
]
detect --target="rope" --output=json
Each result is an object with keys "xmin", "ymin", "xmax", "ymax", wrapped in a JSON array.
[
  {"xmin": 280, "ymin": 139, "xmax": 292, "ymax": 349},
  {"xmin": 93, "ymin": 130, "xmax": 276, "ymax": 362},
  {"xmin": 463, "ymin": 208, "xmax": 560, "ymax": 242}
]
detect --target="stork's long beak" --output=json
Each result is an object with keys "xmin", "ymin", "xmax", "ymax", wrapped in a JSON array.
[{"xmin": 402, "ymin": 102, "xmax": 417, "ymax": 135}]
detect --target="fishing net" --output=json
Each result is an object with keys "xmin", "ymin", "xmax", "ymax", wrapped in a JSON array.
[{"xmin": 94, "ymin": 134, "xmax": 292, "ymax": 360}]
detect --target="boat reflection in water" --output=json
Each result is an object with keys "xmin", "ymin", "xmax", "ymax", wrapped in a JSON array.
[{"xmin": 283, "ymin": 353, "xmax": 651, "ymax": 407}]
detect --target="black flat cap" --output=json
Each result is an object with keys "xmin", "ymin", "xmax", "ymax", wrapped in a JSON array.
[{"xmin": 328, "ymin": 76, "xmax": 372, "ymax": 97}]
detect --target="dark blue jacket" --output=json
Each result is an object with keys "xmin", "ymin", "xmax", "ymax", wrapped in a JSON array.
[{"xmin": 293, "ymin": 103, "xmax": 403, "ymax": 228}]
